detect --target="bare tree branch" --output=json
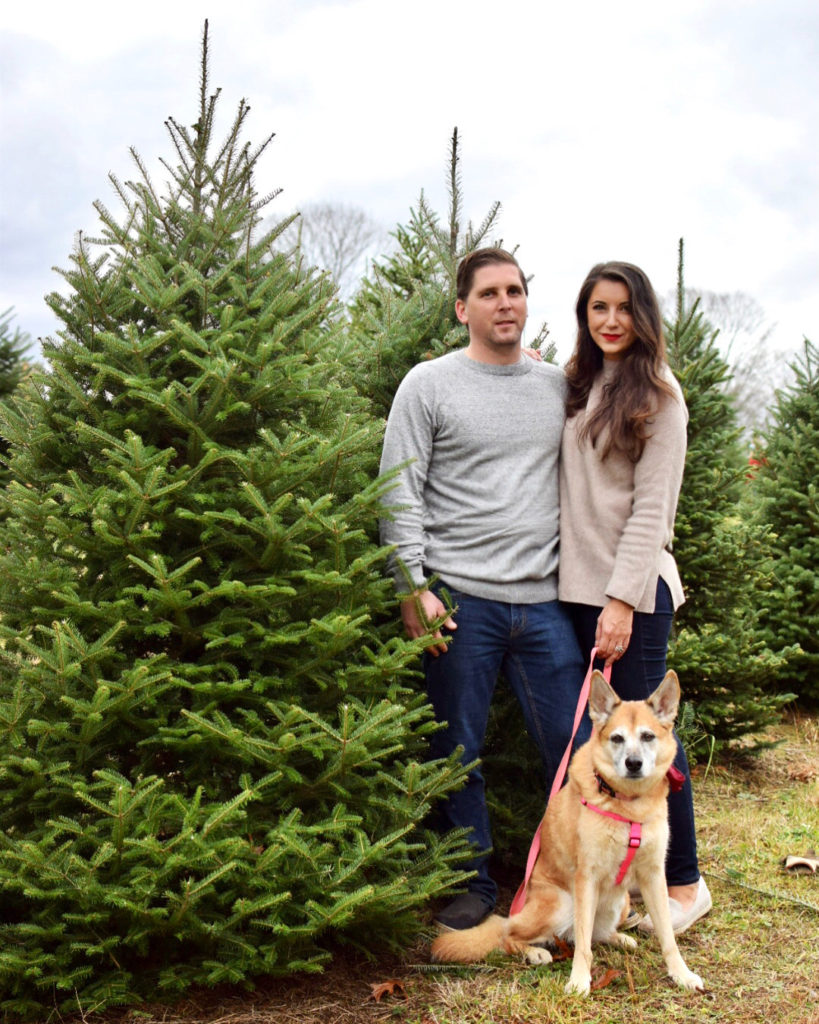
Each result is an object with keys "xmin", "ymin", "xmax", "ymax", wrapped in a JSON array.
[
  {"xmin": 664, "ymin": 287, "xmax": 795, "ymax": 438},
  {"xmin": 276, "ymin": 201, "xmax": 389, "ymax": 300}
]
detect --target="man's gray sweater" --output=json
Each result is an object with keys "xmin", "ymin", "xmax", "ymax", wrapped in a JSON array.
[{"xmin": 379, "ymin": 349, "xmax": 566, "ymax": 604}]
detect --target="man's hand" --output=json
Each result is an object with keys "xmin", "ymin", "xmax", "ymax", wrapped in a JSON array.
[
  {"xmin": 595, "ymin": 598, "xmax": 633, "ymax": 666},
  {"xmin": 401, "ymin": 589, "xmax": 457, "ymax": 657}
]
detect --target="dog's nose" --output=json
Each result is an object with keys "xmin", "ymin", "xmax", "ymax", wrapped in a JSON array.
[{"xmin": 625, "ymin": 757, "xmax": 643, "ymax": 774}]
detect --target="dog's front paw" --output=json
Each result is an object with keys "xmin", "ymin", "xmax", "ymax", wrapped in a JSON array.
[
  {"xmin": 564, "ymin": 972, "xmax": 591, "ymax": 997},
  {"xmin": 670, "ymin": 967, "xmax": 704, "ymax": 991},
  {"xmin": 523, "ymin": 945, "xmax": 552, "ymax": 966}
]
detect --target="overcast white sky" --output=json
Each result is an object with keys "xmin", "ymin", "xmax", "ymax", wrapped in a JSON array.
[{"xmin": 1, "ymin": 0, "xmax": 817, "ymax": 361}]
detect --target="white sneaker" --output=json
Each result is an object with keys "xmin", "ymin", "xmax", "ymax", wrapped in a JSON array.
[{"xmin": 637, "ymin": 876, "xmax": 712, "ymax": 935}]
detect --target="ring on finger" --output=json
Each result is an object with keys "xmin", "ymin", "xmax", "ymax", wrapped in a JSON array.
[{"xmin": 615, "ymin": 643, "xmax": 625, "ymax": 654}]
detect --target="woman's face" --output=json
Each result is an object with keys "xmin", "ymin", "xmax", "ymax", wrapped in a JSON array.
[{"xmin": 586, "ymin": 279, "xmax": 636, "ymax": 361}]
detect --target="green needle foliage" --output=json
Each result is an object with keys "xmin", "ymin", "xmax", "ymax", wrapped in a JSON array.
[
  {"xmin": 0, "ymin": 26, "xmax": 471, "ymax": 1019},
  {"xmin": 666, "ymin": 241, "xmax": 794, "ymax": 754},
  {"xmin": 0, "ymin": 308, "xmax": 34, "ymax": 499},
  {"xmin": 750, "ymin": 338, "xmax": 819, "ymax": 702},
  {"xmin": 0, "ymin": 309, "xmax": 31, "ymax": 401}
]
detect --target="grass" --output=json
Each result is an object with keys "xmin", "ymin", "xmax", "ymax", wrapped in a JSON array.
[{"xmin": 78, "ymin": 713, "xmax": 819, "ymax": 1024}]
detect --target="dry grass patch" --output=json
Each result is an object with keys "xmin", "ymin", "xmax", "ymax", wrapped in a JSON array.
[{"xmin": 72, "ymin": 713, "xmax": 819, "ymax": 1024}]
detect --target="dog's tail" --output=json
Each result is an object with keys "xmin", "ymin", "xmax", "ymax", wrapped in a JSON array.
[{"xmin": 431, "ymin": 914, "xmax": 507, "ymax": 963}]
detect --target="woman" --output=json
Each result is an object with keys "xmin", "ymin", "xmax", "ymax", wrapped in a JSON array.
[{"xmin": 559, "ymin": 261, "xmax": 711, "ymax": 933}]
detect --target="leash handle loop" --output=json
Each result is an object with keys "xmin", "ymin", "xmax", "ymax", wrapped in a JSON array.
[{"xmin": 509, "ymin": 648, "xmax": 612, "ymax": 916}]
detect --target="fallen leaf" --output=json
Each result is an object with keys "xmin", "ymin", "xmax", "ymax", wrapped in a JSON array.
[
  {"xmin": 369, "ymin": 979, "xmax": 408, "ymax": 1002},
  {"xmin": 783, "ymin": 852, "xmax": 819, "ymax": 873},
  {"xmin": 551, "ymin": 936, "xmax": 574, "ymax": 962},
  {"xmin": 590, "ymin": 968, "xmax": 622, "ymax": 991}
]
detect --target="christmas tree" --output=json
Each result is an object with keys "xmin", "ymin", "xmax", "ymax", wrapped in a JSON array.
[
  {"xmin": 751, "ymin": 338, "xmax": 818, "ymax": 701},
  {"xmin": 0, "ymin": 26, "xmax": 471, "ymax": 1019},
  {"xmin": 665, "ymin": 241, "xmax": 794, "ymax": 753},
  {"xmin": 0, "ymin": 308, "xmax": 34, "ymax": 497},
  {"xmin": 349, "ymin": 128, "xmax": 552, "ymax": 420}
]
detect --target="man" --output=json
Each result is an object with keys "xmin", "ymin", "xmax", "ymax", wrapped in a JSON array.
[{"xmin": 379, "ymin": 248, "xmax": 585, "ymax": 930}]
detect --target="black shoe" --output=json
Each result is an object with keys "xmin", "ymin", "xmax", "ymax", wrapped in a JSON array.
[{"xmin": 433, "ymin": 893, "xmax": 494, "ymax": 931}]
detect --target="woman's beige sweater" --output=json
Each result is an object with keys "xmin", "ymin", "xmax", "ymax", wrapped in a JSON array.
[{"xmin": 558, "ymin": 360, "xmax": 688, "ymax": 613}]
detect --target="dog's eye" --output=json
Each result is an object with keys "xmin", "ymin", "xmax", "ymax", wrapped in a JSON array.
[
  {"xmin": 610, "ymin": 734, "xmax": 625, "ymax": 745},
  {"xmin": 640, "ymin": 731, "xmax": 656, "ymax": 743}
]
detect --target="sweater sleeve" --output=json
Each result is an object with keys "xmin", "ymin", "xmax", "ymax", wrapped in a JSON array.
[
  {"xmin": 378, "ymin": 369, "xmax": 434, "ymax": 593},
  {"xmin": 604, "ymin": 386, "xmax": 688, "ymax": 608}
]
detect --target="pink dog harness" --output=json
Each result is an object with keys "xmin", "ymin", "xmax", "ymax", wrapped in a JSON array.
[
  {"xmin": 579, "ymin": 764, "xmax": 685, "ymax": 886},
  {"xmin": 579, "ymin": 799, "xmax": 642, "ymax": 886}
]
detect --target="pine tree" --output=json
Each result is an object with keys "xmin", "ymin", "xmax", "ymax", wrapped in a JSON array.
[
  {"xmin": 665, "ymin": 241, "xmax": 794, "ymax": 754},
  {"xmin": 0, "ymin": 308, "xmax": 31, "ymax": 397},
  {"xmin": 349, "ymin": 128, "xmax": 551, "ymax": 420},
  {"xmin": 0, "ymin": 308, "xmax": 33, "ymax": 495},
  {"xmin": 0, "ymin": 26, "xmax": 471, "ymax": 1019},
  {"xmin": 750, "ymin": 338, "xmax": 819, "ymax": 701}
]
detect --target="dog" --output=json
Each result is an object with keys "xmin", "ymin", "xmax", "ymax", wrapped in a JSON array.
[{"xmin": 431, "ymin": 670, "xmax": 704, "ymax": 996}]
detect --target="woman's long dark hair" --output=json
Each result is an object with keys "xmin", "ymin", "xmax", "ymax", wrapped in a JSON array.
[{"xmin": 565, "ymin": 261, "xmax": 675, "ymax": 462}]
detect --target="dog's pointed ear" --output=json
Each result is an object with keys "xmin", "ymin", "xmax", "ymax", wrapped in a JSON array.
[
  {"xmin": 588, "ymin": 670, "xmax": 620, "ymax": 729},
  {"xmin": 647, "ymin": 670, "xmax": 681, "ymax": 725}
]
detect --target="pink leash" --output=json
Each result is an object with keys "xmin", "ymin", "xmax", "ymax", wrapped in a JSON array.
[{"xmin": 509, "ymin": 647, "xmax": 610, "ymax": 915}]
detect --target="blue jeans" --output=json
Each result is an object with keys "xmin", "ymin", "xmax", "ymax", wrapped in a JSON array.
[
  {"xmin": 424, "ymin": 586, "xmax": 585, "ymax": 906},
  {"xmin": 566, "ymin": 579, "xmax": 700, "ymax": 887}
]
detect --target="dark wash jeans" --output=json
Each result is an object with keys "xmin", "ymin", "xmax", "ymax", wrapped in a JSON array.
[
  {"xmin": 566, "ymin": 578, "xmax": 700, "ymax": 887},
  {"xmin": 423, "ymin": 585, "xmax": 586, "ymax": 907}
]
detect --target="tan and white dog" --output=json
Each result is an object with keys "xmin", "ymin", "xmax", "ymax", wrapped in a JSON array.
[{"xmin": 431, "ymin": 670, "xmax": 704, "ymax": 996}]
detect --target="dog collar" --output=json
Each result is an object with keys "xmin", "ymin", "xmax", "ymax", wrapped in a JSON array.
[
  {"xmin": 595, "ymin": 767, "xmax": 686, "ymax": 799},
  {"xmin": 594, "ymin": 772, "xmax": 623, "ymax": 799},
  {"xmin": 580, "ymin": 798, "xmax": 642, "ymax": 886}
]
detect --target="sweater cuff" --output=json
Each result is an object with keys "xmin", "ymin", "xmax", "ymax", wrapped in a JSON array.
[{"xmin": 390, "ymin": 559, "xmax": 427, "ymax": 595}]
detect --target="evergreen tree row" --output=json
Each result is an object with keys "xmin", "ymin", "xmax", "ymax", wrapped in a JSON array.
[
  {"xmin": 751, "ymin": 338, "xmax": 819, "ymax": 701},
  {"xmin": 0, "ymin": 27, "xmax": 815, "ymax": 1018},
  {"xmin": 664, "ymin": 241, "xmax": 796, "ymax": 752}
]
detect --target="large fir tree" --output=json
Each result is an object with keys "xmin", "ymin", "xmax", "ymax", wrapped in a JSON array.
[
  {"xmin": 0, "ymin": 27, "xmax": 471, "ymax": 1019},
  {"xmin": 750, "ymin": 338, "xmax": 819, "ymax": 701},
  {"xmin": 665, "ymin": 241, "xmax": 794, "ymax": 753}
]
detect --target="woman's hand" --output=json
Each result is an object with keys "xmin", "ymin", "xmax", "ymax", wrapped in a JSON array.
[{"xmin": 595, "ymin": 598, "xmax": 634, "ymax": 666}]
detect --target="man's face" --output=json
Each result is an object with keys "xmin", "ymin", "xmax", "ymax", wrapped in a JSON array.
[{"xmin": 455, "ymin": 263, "xmax": 528, "ymax": 362}]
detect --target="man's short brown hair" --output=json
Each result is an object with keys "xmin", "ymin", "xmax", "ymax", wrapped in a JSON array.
[{"xmin": 456, "ymin": 247, "xmax": 528, "ymax": 301}]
